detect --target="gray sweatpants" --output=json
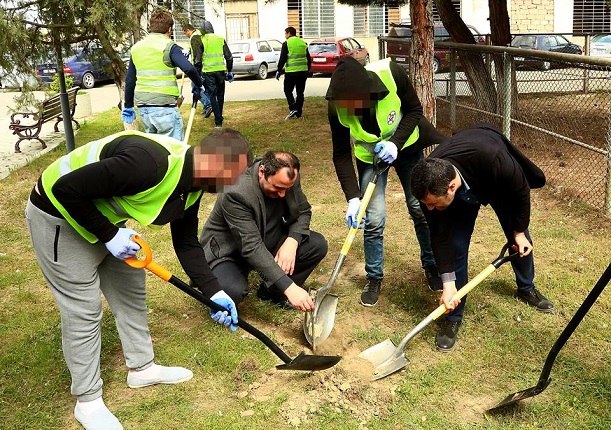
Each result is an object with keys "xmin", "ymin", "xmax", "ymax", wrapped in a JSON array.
[{"xmin": 26, "ymin": 200, "xmax": 154, "ymax": 401}]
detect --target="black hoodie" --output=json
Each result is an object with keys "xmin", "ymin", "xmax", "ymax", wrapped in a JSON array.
[{"xmin": 327, "ymin": 56, "xmax": 443, "ymax": 200}]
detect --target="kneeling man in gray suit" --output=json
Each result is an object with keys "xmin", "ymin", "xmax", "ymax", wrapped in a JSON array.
[{"xmin": 200, "ymin": 151, "xmax": 328, "ymax": 311}]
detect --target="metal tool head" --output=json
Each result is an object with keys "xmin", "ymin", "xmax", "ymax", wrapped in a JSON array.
[
  {"xmin": 358, "ymin": 339, "xmax": 409, "ymax": 380},
  {"xmin": 487, "ymin": 378, "xmax": 552, "ymax": 412},
  {"xmin": 303, "ymin": 291, "xmax": 339, "ymax": 350},
  {"xmin": 276, "ymin": 351, "xmax": 341, "ymax": 371}
]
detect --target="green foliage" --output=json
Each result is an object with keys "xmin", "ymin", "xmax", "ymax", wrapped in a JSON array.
[{"xmin": 49, "ymin": 73, "xmax": 73, "ymax": 94}]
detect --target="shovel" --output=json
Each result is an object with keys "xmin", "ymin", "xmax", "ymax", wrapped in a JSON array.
[
  {"xmin": 177, "ymin": 73, "xmax": 185, "ymax": 108},
  {"xmin": 487, "ymin": 261, "xmax": 611, "ymax": 412},
  {"xmin": 183, "ymin": 96, "xmax": 198, "ymax": 144},
  {"xmin": 359, "ymin": 243, "xmax": 517, "ymax": 380},
  {"xmin": 126, "ymin": 237, "xmax": 341, "ymax": 371},
  {"xmin": 303, "ymin": 160, "xmax": 390, "ymax": 351}
]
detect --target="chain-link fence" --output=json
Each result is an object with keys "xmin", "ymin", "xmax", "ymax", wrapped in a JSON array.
[{"xmin": 378, "ymin": 37, "xmax": 611, "ymax": 214}]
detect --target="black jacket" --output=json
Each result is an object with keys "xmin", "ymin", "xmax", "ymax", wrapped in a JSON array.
[{"xmin": 423, "ymin": 124, "xmax": 545, "ymax": 273}]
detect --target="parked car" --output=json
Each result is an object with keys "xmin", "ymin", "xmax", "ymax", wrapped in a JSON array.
[
  {"xmin": 229, "ymin": 38, "xmax": 283, "ymax": 80},
  {"xmin": 0, "ymin": 67, "xmax": 40, "ymax": 90},
  {"xmin": 36, "ymin": 44, "xmax": 115, "ymax": 89},
  {"xmin": 386, "ymin": 22, "xmax": 485, "ymax": 73},
  {"xmin": 590, "ymin": 34, "xmax": 611, "ymax": 59},
  {"xmin": 511, "ymin": 34, "xmax": 582, "ymax": 70},
  {"xmin": 308, "ymin": 37, "xmax": 369, "ymax": 74}
]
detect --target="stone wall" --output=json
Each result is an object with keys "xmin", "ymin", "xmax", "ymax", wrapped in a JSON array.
[{"xmin": 510, "ymin": 0, "xmax": 556, "ymax": 33}]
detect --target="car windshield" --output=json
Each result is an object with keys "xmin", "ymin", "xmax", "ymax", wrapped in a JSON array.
[
  {"xmin": 309, "ymin": 43, "xmax": 337, "ymax": 54},
  {"xmin": 229, "ymin": 43, "xmax": 250, "ymax": 54},
  {"xmin": 592, "ymin": 34, "xmax": 611, "ymax": 43},
  {"xmin": 511, "ymin": 35, "xmax": 537, "ymax": 47}
]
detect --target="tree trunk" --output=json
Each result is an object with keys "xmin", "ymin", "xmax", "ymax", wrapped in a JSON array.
[
  {"xmin": 410, "ymin": 0, "xmax": 436, "ymax": 124},
  {"xmin": 435, "ymin": 0, "xmax": 497, "ymax": 113},
  {"xmin": 489, "ymin": 0, "xmax": 518, "ymax": 115}
]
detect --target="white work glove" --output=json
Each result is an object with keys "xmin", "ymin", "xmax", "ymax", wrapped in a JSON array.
[
  {"xmin": 210, "ymin": 291, "xmax": 239, "ymax": 332},
  {"xmin": 345, "ymin": 197, "xmax": 365, "ymax": 229},
  {"xmin": 104, "ymin": 228, "xmax": 141, "ymax": 260},
  {"xmin": 374, "ymin": 140, "xmax": 398, "ymax": 164}
]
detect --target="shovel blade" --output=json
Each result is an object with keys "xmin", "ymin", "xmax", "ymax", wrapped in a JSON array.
[
  {"xmin": 487, "ymin": 378, "xmax": 552, "ymax": 412},
  {"xmin": 177, "ymin": 95, "xmax": 185, "ymax": 107},
  {"xmin": 358, "ymin": 339, "xmax": 409, "ymax": 381},
  {"xmin": 276, "ymin": 351, "xmax": 341, "ymax": 371},
  {"xmin": 303, "ymin": 294, "xmax": 339, "ymax": 348}
]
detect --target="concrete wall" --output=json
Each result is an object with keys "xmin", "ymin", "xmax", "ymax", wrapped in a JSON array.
[{"xmin": 510, "ymin": 0, "xmax": 556, "ymax": 33}]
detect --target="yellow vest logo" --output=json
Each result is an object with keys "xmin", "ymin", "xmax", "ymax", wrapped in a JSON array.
[{"xmin": 387, "ymin": 110, "xmax": 397, "ymax": 126}]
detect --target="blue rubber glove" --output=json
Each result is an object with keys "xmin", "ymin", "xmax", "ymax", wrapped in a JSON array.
[
  {"xmin": 345, "ymin": 197, "xmax": 365, "ymax": 229},
  {"xmin": 226, "ymin": 72, "xmax": 234, "ymax": 83},
  {"xmin": 192, "ymin": 86, "xmax": 204, "ymax": 102},
  {"xmin": 104, "ymin": 228, "xmax": 141, "ymax": 260},
  {"xmin": 121, "ymin": 108, "xmax": 136, "ymax": 124},
  {"xmin": 374, "ymin": 140, "xmax": 398, "ymax": 164},
  {"xmin": 275, "ymin": 71, "xmax": 281, "ymax": 80},
  {"xmin": 209, "ymin": 291, "xmax": 239, "ymax": 332}
]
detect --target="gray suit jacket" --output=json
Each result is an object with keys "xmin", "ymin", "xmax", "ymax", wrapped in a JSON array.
[{"xmin": 199, "ymin": 161, "xmax": 312, "ymax": 287}]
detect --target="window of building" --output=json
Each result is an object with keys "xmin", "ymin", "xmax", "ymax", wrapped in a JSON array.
[
  {"xmin": 573, "ymin": 0, "xmax": 611, "ymax": 34},
  {"xmin": 302, "ymin": 0, "xmax": 335, "ymax": 38},
  {"xmin": 354, "ymin": 5, "xmax": 398, "ymax": 37}
]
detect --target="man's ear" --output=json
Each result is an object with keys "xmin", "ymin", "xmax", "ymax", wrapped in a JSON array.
[{"xmin": 448, "ymin": 179, "xmax": 458, "ymax": 193}]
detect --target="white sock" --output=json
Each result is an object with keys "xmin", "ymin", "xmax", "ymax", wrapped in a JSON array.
[
  {"xmin": 130, "ymin": 363, "xmax": 161, "ymax": 378},
  {"xmin": 76, "ymin": 397, "xmax": 105, "ymax": 415}
]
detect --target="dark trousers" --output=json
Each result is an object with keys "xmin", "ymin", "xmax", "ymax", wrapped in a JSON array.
[
  {"xmin": 444, "ymin": 198, "xmax": 536, "ymax": 322},
  {"xmin": 203, "ymin": 71, "xmax": 226, "ymax": 126},
  {"xmin": 210, "ymin": 231, "xmax": 328, "ymax": 304},
  {"xmin": 283, "ymin": 71, "xmax": 308, "ymax": 116}
]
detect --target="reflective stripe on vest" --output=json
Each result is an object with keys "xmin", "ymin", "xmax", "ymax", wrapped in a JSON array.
[
  {"xmin": 132, "ymin": 33, "xmax": 179, "ymax": 105},
  {"xmin": 336, "ymin": 58, "xmax": 419, "ymax": 164},
  {"xmin": 286, "ymin": 37, "xmax": 308, "ymax": 72},
  {"xmin": 41, "ymin": 131, "xmax": 202, "ymax": 243},
  {"xmin": 202, "ymin": 34, "xmax": 226, "ymax": 72}
]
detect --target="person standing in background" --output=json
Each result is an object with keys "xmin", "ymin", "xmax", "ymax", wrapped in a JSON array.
[
  {"xmin": 122, "ymin": 9, "xmax": 204, "ymax": 140},
  {"xmin": 201, "ymin": 20, "xmax": 234, "ymax": 128},
  {"xmin": 182, "ymin": 23, "xmax": 212, "ymax": 117},
  {"xmin": 276, "ymin": 26, "xmax": 311, "ymax": 120}
]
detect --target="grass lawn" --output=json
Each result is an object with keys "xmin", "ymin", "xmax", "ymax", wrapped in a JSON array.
[{"xmin": 1, "ymin": 96, "xmax": 610, "ymax": 429}]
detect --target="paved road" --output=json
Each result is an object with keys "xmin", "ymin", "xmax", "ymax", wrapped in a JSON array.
[{"xmin": 0, "ymin": 75, "xmax": 331, "ymax": 179}]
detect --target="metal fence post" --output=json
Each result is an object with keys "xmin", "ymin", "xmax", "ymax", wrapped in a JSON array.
[
  {"xmin": 378, "ymin": 36, "xmax": 385, "ymax": 60},
  {"xmin": 450, "ymin": 50, "xmax": 456, "ymax": 129},
  {"xmin": 502, "ymin": 52, "xmax": 512, "ymax": 139},
  {"xmin": 606, "ymin": 103, "xmax": 611, "ymax": 215}
]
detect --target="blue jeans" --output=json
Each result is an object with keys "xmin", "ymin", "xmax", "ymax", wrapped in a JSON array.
[
  {"xmin": 138, "ymin": 106, "xmax": 184, "ymax": 141},
  {"xmin": 444, "ymin": 197, "xmax": 536, "ymax": 322},
  {"xmin": 203, "ymin": 71, "xmax": 226, "ymax": 126},
  {"xmin": 356, "ymin": 150, "xmax": 436, "ymax": 280}
]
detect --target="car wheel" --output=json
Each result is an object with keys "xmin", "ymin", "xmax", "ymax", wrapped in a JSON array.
[
  {"xmin": 256, "ymin": 63, "xmax": 268, "ymax": 80},
  {"xmin": 433, "ymin": 57, "xmax": 440, "ymax": 74},
  {"xmin": 540, "ymin": 61, "xmax": 551, "ymax": 71},
  {"xmin": 364, "ymin": 54, "xmax": 370, "ymax": 65},
  {"xmin": 81, "ymin": 72, "xmax": 95, "ymax": 89}
]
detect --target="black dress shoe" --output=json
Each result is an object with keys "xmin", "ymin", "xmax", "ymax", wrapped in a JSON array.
[
  {"xmin": 435, "ymin": 320, "xmax": 462, "ymax": 352},
  {"xmin": 515, "ymin": 288, "xmax": 555, "ymax": 313},
  {"xmin": 256, "ymin": 283, "xmax": 293, "ymax": 310}
]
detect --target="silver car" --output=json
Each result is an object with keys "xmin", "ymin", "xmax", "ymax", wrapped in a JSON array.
[
  {"xmin": 229, "ymin": 38, "xmax": 283, "ymax": 80},
  {"xmin": 590, "ymin": 34, "xmax": 611, "ymax": 59}
]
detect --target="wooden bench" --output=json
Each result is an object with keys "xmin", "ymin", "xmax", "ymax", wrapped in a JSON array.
[{"xmin": 9, "ymin": 86, "xmax": 81, "ymax": 153}]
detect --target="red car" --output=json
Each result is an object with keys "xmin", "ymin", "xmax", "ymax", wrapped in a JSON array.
[{"xmin": 308, "ymin": 37, "xmax": 370, "ymax": 74}]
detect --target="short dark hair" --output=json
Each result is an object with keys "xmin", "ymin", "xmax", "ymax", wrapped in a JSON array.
[
  {"xmin": 260, "ymin": 151, "xmax": 300, "ymax": 179},
  {"xmin": 150, "ymin": 9, "xmax": 174, "ymax": 34},
  {"xmin": 411, "ymin": 158, "xmax": 456, "ymax": 200},
  {"xmin": 196, "ymin": 128, "xmax": 254, "ymax": 166},
  {"xmin": 285, "ymin": 26, "xmax": 297, "ymax": 37},
  {"xmin": 182, "ymin": 23, "xmax": 195, "ymax": 32}
]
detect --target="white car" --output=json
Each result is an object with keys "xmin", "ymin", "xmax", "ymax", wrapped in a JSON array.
[
  {"xmin": 0, "ymin": 67, "xmax": 40, "ymax": 90},
  {"xmin": 229, "ymin": 38, "xmax": 283, "ymax": 80},
  {"xmin": 590, "ymin": 34, "xmax": 611, "ymax": 59}
]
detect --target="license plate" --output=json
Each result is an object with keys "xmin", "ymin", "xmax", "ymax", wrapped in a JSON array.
[
  {"xmin": 234, "ymin": 58, "xmax": 242, "ymax": 62},
  {"xmin": 312, "ymin": 57, "xmax": 326, "ymax": 63},
  {"xmin": 43, "ymin": 69, "xmax": 56, "ymax": 74},
  {"xmin": 515, "ymin": 57, "xmax": 524, "ymax": 61},
  {"xmin": 395, "ymin": 57, "xmax": 406, "ymax": 62}
]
